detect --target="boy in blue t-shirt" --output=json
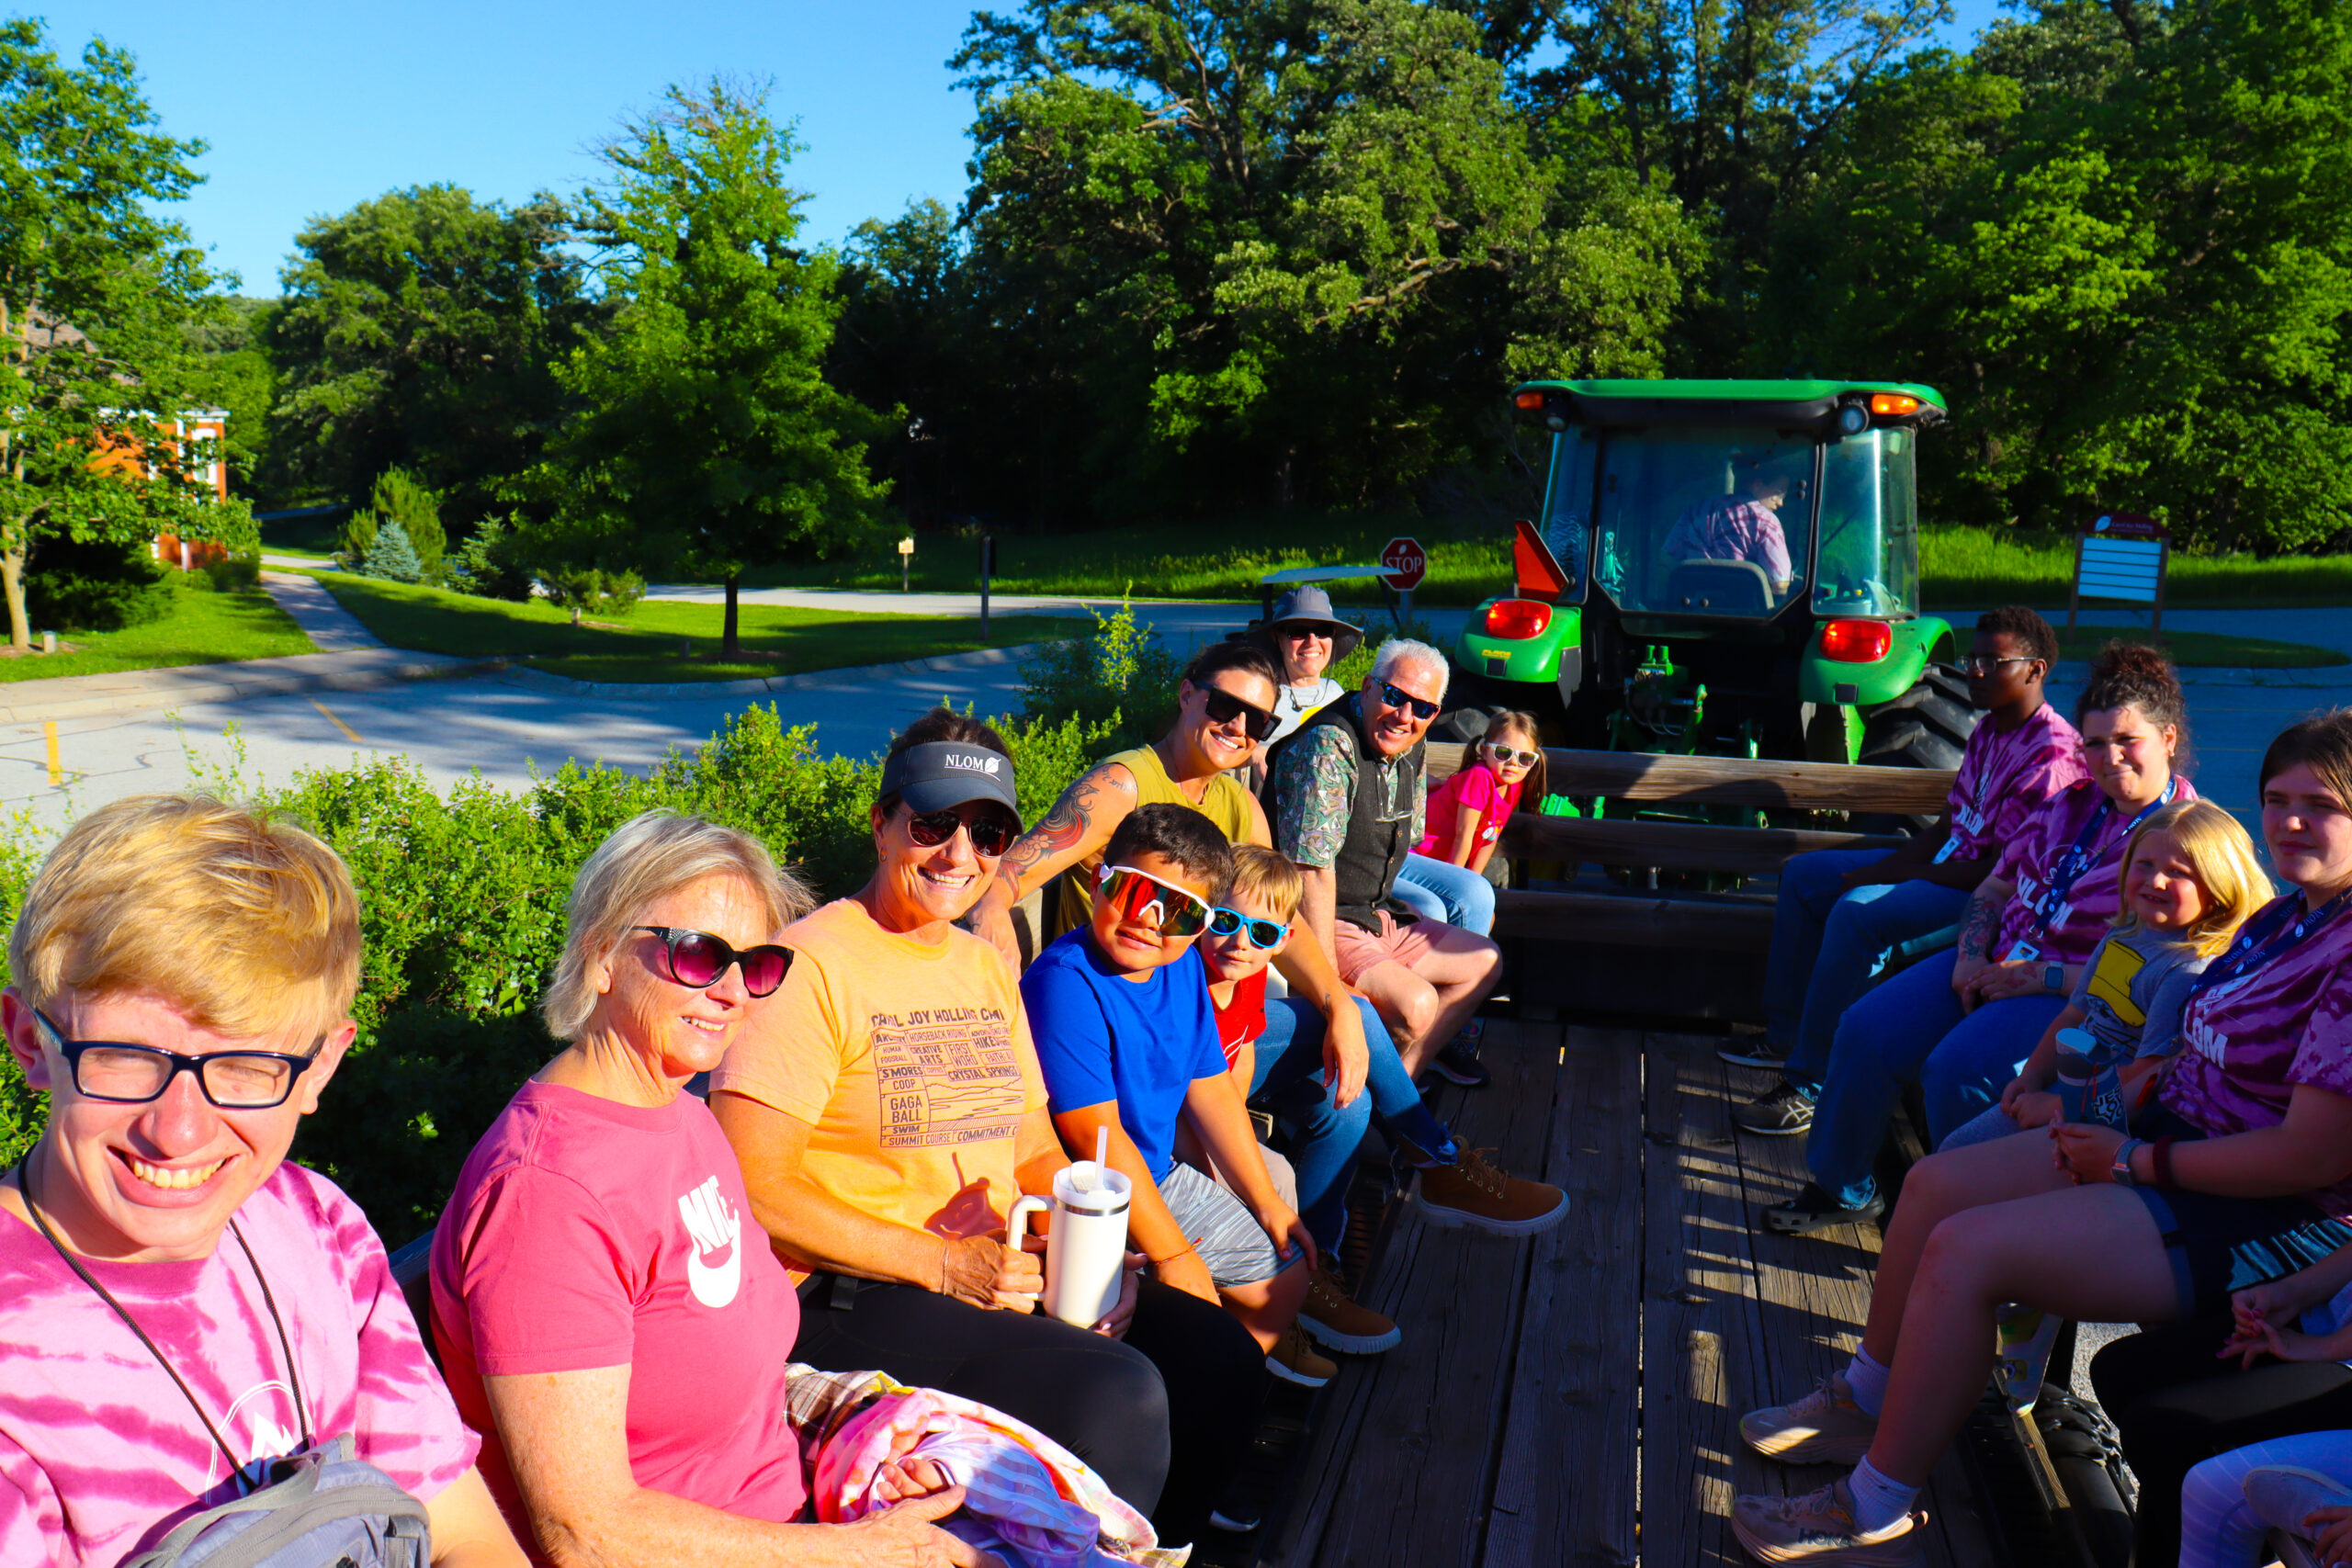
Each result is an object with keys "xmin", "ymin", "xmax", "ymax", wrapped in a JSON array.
[{"xmin": 1022, "ymin": 803, "xmax": 1325, "ymax": 1384}]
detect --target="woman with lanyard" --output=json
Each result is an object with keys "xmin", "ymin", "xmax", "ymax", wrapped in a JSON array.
[
  {"xmin": 1727, "ymin": 709, "xmax": 2352, "ymax": 1568},
  {"xmin": 1762, "ymin": 642, "xmax": 2193, "ymax": 1235}
]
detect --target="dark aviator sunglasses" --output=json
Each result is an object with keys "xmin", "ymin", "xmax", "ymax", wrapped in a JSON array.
[
  {"xmin": 1378, "ymin": 680, "xmax": 1442, "ymax": 722},
  {"xmin": 635, "ymin": 926, "xmax": 794, "ymax": 998}
]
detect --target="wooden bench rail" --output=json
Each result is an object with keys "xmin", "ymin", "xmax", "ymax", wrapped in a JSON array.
[
  {"xmin": 1499, "ymin": 814, "xmax": 1906, "ymax": 875},
  {"xmin": 1425, "ymin": 740, "xmax": 1954, "ymax": 816},
  {"xmin": 1492, "ymin": 888, "xmax": 1776, "ymax": 952}
]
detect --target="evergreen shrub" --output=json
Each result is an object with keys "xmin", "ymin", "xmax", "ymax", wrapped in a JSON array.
[
  {"xmin": 25, "ymin": 536, "xmax": 176, "ymax": 632},
  {"xmin": 361, "ymin": 520, "xmax": 424, "ymax": 583}
]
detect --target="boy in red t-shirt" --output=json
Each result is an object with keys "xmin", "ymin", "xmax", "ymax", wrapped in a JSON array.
[{"xmin": 1197, "ymin": 846, "xmax": 1399, "ymax": 1354}]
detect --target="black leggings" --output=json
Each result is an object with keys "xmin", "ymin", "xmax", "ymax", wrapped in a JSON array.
[
  {"xmin": 790, "ymin": 1277, "xmax": 1265, "ymax": 1546},
  {"xmin": 2090, "ymin": 1314, "xmax": 2352, "ymax": 1568}
]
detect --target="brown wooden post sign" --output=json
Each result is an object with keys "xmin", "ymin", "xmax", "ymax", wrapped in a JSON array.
[{"xmin": 2067, "ymin": 511, "xmax": 2170, "ymax": 634}]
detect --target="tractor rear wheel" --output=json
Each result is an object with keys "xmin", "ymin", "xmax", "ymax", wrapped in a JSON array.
[{"xmin": 1857, "ymin": 664, "xmax": 1976, "ymax": 833}]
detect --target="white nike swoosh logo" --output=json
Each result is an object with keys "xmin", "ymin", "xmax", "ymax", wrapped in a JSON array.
[{"xmin": 686, "ymin": 1239, "xmax": 741, "ymax": 1308}]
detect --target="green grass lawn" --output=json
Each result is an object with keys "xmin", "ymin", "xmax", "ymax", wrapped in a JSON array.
[
  {"xmin": 257, "ymin": 511, "xmax": 346, "ymax": 558},
  {"xmin": 313, "ymin": 573, "xmax": 1082, "ymax": 682},
  {"xmin": 746, "ymin": 508, "xmax": 1505, "ymax": 609},
  {"xmin": 0, "ymin": 584, "xmax": 313, "ymax": 683},
  {"xmin": 2054, "ymin": 626, "xmax": 2347, "ymax": 669},
  {"xmin": 1922, "ymin": 525, "xmax": 2352, "ymax": 608},
  {"xmin": 740, "ymin": 511, "xmax": 2352, "ymax": 612}
]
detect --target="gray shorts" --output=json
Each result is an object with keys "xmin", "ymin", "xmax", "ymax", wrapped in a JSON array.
[{"xmin": 1159, "ymin": 1158, "xmax": 1305, "ymax": 1288}]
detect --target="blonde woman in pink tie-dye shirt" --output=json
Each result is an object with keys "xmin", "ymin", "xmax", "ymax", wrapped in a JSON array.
[{"xmin": 0, "ymin": 795, "xmax": 523, "ymax": 1568}]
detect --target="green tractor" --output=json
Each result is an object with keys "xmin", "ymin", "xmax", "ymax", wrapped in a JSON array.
[{"xmin": 1453, "ymin": 378, "xmax": 1974, "ymax": 791}]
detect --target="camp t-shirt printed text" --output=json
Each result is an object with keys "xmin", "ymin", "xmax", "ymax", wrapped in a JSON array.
[{"xmin": 871, "ymin": 999, "xmax": 1027, "ymax": 1149}]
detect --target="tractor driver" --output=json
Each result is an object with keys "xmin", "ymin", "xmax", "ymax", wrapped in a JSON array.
[{"xmin": 1662, "ymin": 455, "xmax": 1796, "ymax": 597}]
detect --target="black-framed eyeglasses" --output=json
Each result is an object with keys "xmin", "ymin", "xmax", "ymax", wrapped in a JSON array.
[
  {"xmin": 1207, "ymin": 907, "xmax": 1290, "ymax": 949},
  {"xmin": 1198, "ymin": 686, "xmax": 1277, "ymax": 742},
  {"xmin": 1377, "ymin": 681, "xmax": 1441, "ymax": 722},
  {"xmin": 1960, "ymin": 654, "xmax": 2035, "ymax": 675},
  {"xmin": 904, "ymin": 804, "xmax": 1020, "ymax": 858},
  {"xmin": 34, "ymin": 1008, "xmax": 321, "ymax": 1110},
  {"xmin": 633, "ymin": 927, "xmax": 793, "ymax": 998}
]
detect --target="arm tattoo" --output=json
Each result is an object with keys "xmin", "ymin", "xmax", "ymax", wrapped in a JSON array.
[
  {"xmin": 1958, "ymin": 886, "xmax": 2001, "ymax": 960},
  {"xmin": 1000, "ymin": 764, "xmax": 1132, "ymax": 894}
]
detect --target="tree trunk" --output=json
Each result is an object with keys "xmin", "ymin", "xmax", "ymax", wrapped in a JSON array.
[
  {"xmin": 3, "ymin": 541, "xmax": 30, "ymax": 652},
  {"xmin": 722, "ymin": 572, "xmax": 741, "ymax": 660}
]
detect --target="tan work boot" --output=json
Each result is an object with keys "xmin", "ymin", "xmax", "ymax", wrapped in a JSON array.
[
  {"xmin": 1299, "ymin": 1267, "xmax": 1400, "ymax": 1353},
  {"xmin": 1409, "ymin": 1145, "xmax": 1567, "ymax": 1235},
  {"xmin": 1265, "ymin": 1322, "xmax": 1336, "ymax": 1387}
]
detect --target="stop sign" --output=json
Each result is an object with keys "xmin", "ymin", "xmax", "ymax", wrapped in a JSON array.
[{"xmin": 1379, "ymin": 535, "xmax": 1428, "ymax": 592}]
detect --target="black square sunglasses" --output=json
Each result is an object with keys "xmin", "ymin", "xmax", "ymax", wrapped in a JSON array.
[
  {"xmin": 1201, "ymin": 687, "xmax": 1277, "ymax": 742},
  {"xmin": 635, "ymin": 926, "xmax": 794, "ymax": 997}
]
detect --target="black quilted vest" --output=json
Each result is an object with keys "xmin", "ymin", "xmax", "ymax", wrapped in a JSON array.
[{"xmin": 1263, "ymin": 695, "xmax": 1424, "ymax": 933}]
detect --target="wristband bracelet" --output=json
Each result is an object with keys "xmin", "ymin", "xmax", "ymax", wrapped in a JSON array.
[
  {"xmin": 1146, "ymin": 1243, "xmax": 1197, "ymax": 1267},
  {"xmin": 2154, "ymin": 1135, "xmax": 2178, "ymax": 1190}
]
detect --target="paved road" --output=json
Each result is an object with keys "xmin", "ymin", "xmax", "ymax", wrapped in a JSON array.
[{"xmin": 2, "ymin": 590, "xmax": 2343, "ymax": 833}]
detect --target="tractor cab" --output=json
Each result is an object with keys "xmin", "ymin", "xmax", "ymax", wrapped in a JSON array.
[{"xmin": 1458, "ymin": 379, "xmax": 1959, "ymax": 766}]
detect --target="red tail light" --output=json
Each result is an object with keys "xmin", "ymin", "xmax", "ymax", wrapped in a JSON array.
[
  {"xmin": 1818, "ymin": 618, "xmax": 1894, "ymax": 663},
  {"xmin": 1484, "ymin": 598, "xmax": 1553, "ymax": 639}
]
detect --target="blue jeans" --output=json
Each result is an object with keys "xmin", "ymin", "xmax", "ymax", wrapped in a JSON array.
[
  {"xmin": 1254, "ymin": 997, "xmax": 1457, "ymax": 1251},
  {"xmin": 1764, "ymin": 848, "xmax": 1970, "ymax": 1093},
  {"xmin": 1804, "ymin": 953, "xmax": 2067, "ymax": 1209},
  {"xmin": 1392, "ymin": 853, "xmax": 1497, "ymax": 936}
]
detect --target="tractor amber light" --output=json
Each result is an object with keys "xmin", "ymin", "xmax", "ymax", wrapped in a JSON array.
[
  {"xmin": 1819, "ymin": 618, "xmax": 1894, "ymax": 663},
  {"xmin": 1869, "ymin": 393, "xmax": 1921, "ymax": 417},
  {"xmin": 1485, "ymin": 598, "xmax": 1553, "ymax": 639},
  {"xmin": 1513, "ymin": 389, "xmax": 1545, "ymax": 412}
]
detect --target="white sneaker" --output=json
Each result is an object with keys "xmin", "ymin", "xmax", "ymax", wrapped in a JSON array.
[
  {"xmin": 1730, "ymin": 1477, "xmax": 1926, "ymax": 1564},
  {"xmin": 1738, "ymin": 1373, "xmax": 1877, "ymax": 1465}
]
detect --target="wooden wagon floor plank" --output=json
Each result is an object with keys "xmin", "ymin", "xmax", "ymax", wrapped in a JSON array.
[
  {"xmin": 1643, "ymin": 1032, "xmax": 1779, "ymax": 1568},
  {"xmin": 1482, "ymin": 1026, "xmax": 1643, "ymax": 1568},
  {"xmin": 1266, "ymin": 1018, "xmax": 1563, "ymax": 1568},
  {"xmin": 1721, "ymin": 1059, "xmax": 1998, "ymax": 1567}
]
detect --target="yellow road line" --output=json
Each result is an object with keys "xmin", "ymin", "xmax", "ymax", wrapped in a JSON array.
[
  {"xmin": 43, "ymin": 721, "xmax": 59, "ymax": 787},
  {"xmin": 310, "ymin": 699, "xmax": 363, "ymax": 744}
]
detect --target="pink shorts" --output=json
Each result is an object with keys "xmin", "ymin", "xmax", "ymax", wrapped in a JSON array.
[{"xmin": 1331, "ymin": 908, "xmax": 1490, "ymax": 986}]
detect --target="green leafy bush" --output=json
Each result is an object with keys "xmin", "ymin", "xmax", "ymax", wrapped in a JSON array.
[
  {"xmin": 0, "ymin": 703, "xmax": 1115, "ymax": 1240},
  {"xmin": 1019, "ymin": 596, "xmax": 1187, "ymax": 751},
  {"xmin": 542, "ymin": 563, "xmax": 645, "ymax": 626},
  {"xmin": 26, "ymin": 536, "xmax": 176, "ymax": 632},
  {"xmin": 201, "ymin": 550, "xmax": 264, "ymax": 592}
]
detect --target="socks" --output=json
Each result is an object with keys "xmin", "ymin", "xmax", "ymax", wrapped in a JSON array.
[
  {"xmin": 1843, "ymin": 1347, "xmax": 1892, "ymax": 1418},
  {"xmin": 1845, "ymin": 1457, "xmax": 1920, "ymax": 1534}
]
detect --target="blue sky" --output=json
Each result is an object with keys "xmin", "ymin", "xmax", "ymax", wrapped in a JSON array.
[{"xmin": 36, "ymin": 0, "xmax": 2011, "ymax": 298}]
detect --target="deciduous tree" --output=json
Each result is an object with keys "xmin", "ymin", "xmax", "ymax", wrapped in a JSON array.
[
  {"xmin": 524, "ymin": 78, "xmax": 890, "ymax": 657},
  {"xmin": 0, "ymin": 19, "xmax": 253, "ymax": 654}
]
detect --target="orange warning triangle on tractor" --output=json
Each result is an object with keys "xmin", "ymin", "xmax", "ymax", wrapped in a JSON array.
[{"xmin": 1512, "ymin": 519, "xmax": 1571, "ymax": 602}]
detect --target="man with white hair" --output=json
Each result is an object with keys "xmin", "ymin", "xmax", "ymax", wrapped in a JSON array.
[{"xmin": 1264, "ymin": 639, "xmax": 1504, "ymax": 1089}]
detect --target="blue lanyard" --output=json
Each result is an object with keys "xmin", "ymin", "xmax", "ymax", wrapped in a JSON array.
[
  {"xmin": 2189, "ymin": 886, "xmax": 2352, "ymax": 998},
  {"xmin": 2023, "ymin": 777, "xmax": 2179, "ymax": 934}
]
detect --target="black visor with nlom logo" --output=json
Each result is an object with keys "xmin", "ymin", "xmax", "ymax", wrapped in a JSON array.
[{"xmin": 880, "ymin": 741, "xmax": 1022, "ymax": 818}]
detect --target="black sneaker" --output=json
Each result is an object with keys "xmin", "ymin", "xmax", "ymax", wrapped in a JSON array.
[
  {"xmin": 1429, "ymin": 1038, "xmax": 1491, "ymax": 1088},
  {"xmin": 1732, "ymin": 1080, "xmax": 1815, "ymax": 1136},
  {"xmin": 1758, "ymin": 1180, "xmax": 1885, "ymax": 1235},
  {"xmin": 1718, "ymin": 1036, "xmax": 1790, "ymax": 1070}
]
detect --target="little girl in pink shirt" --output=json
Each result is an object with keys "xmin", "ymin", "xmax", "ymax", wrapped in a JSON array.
[{"xmin": 1393, "ymin": 712, "xmax": 1545, "ymax": 938}]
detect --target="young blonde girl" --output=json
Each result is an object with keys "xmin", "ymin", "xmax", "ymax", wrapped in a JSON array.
[
  {"xmin": 1968, "ymin": 797, "xmax": 2273, "ymax": 1145},
  {"xmin": 1393, "ymin": 711, "xmax": 1546, "ymax": 938}
]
